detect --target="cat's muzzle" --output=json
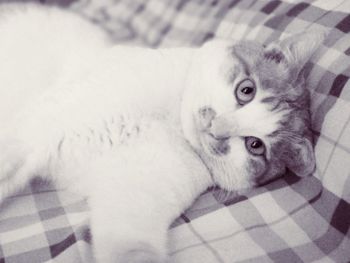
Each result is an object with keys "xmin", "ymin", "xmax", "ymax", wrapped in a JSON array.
[
  {"xmin": 198, "ymin": 106, "xmax": 232, "ymax": 156},
  {"xmin": 207, "ymin": 133, "xmax": 231, "ymax": 155}
]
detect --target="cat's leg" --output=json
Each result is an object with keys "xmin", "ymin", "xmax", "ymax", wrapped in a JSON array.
[
  {"xmin": 88, "ymin": 158, "xmax": 169, "ymax": 263},
  {"xmin": 85, "ymin": 124, "xmax": 211, "ymax": 263},
  {"xmin": 90, "ymin": 192, "xmax": 169, "ymax": 263}
]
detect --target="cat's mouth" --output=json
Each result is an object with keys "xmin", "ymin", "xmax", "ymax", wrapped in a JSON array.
[
  {"xmin": 199, "ymin": 132, "xmax": 231, "ymax": 156},
  {"xmin": 194, "ymin": 106, "xmax": 231, "ymax": 157}
]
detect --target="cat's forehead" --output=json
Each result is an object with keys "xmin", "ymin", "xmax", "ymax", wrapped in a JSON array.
[
  {"xmin": 228, "ymin": 41, "xmax": 291, "ymax": 93},
  {"xmin": 201, "ymin": 40, "xmax": 285, "ymax": 89},
  {"xmin": 199, "ymin": 39, "xmax": 307, "ymax": 129}
]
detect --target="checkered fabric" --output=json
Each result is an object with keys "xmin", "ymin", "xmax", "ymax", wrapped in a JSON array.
[{"xmin": 0, "ymin": 0, "xmax": 349, "ymax": 262}]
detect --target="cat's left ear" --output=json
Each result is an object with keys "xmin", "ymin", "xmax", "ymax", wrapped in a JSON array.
[
  {"xmin": 283, "ymin": 137, "xmax": 316, "ymax": 177},
  {"xmin": 265, "ymin": 30, "xmax": 327, "ymax": 80}
]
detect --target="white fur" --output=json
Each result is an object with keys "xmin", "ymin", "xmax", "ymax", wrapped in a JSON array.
[{"xmin": 0, "ymin": 4, "xmax": 294, "ymax": 262}]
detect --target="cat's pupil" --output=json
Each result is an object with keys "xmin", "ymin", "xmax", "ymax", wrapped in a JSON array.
[
  {"xmin": 251, "ymin": 140, "xmax": 262, "ymax": 148},
  {"xmin": 241, "ymin": 87, "xmax": 253, "ymax": 94}
]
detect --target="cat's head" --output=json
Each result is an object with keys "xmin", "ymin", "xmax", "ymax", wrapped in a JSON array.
[{"xmin": 181, "ymin": 31, "xmax": 325, "ymax": 193}]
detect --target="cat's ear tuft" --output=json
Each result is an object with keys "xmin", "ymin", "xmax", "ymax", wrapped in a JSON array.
[
  {"xmin": 283, "ymin": 137, "xmax": 316, "ymax": 177},
  {"xmin": 265, "ymin": 30, "xmax": 327, "ymax": 77}
]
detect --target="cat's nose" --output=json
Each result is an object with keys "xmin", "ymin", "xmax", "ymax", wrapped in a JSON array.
[
  {"xmin": 198, "ymin": 106, "xmax": 216, "ymax": 129},
  {"xmin": 209, "ymin": 115, "xmax": 237, "ymax": 140}
]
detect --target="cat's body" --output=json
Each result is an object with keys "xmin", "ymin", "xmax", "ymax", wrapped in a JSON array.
[
  {"xmin": 0, "ymin": 5, "xmax": 210, "ymax": 262},
  {"xmin": 0, "ymin": 3, "xmax": 324, "ymax": 263}
]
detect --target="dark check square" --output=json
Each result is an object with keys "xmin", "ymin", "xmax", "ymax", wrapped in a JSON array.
[
  {"xmin": 261, "ymin": 0, "xmax": 281, "ymax": 14},
  {"xmin": 336, "ymin": 14, "xmax": 350, "ymax": 33},
  {"xmin": 286, "ymin": 2, "xmax": 309, "ymax": 17},
  {"xmin": 330, "ymin": 74, "xmax": 349, "ymax": 98}
]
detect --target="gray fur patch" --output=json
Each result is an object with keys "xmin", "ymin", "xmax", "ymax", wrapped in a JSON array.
[{"xmin": 231, "ymin": 40, "xmax": 314, "ymax": 184}]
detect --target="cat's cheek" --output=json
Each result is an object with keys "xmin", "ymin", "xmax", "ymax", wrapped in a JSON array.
[
  {"xmin": 246, "ymin": 158, "xmax": 267, "ymax": 180},
  {"xmin": 206, "ymin": 142, "xmax": 259, "ymax": 192}
]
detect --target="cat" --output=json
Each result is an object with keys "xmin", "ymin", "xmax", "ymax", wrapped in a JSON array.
[{"xmin": 0, "ymin": 3, "xmax": 324, "ymax": 263}]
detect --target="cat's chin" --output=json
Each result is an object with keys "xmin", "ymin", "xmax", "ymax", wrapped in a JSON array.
[{"xmin": 194, "ymin": 145, "xmax": 258, "ymax": 194}]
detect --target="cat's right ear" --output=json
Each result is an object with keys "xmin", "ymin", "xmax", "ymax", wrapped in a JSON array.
[
  {"xmin": 264, "ymin": 30, "xmax": 327, "ymax": 80},
  {"xmin": 282, "ymin": 137, "xmax": 316, "ymax": 177}
]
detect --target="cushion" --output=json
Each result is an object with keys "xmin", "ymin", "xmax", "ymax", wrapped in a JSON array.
[{"xmin": 1, "ymin": 0, "xmax": 349, "ymax": 262}]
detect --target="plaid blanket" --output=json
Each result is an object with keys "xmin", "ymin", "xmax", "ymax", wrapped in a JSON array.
[{"xmin": 0, "ymin": 0, "xmax": 349, "ymax": 262}]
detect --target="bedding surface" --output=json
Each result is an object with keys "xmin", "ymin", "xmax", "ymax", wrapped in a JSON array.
[{"xmin": 0, "ymin": 0, "xmax": 350, "ymax": 262}]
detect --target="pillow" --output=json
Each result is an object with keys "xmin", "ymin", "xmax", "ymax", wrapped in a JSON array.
[{"xmin": 1, "ymin": 1, "xmax": 349, "ymax": 262}]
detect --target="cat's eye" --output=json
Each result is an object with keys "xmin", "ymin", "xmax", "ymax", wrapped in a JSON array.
[
  {"xmin": 245, "ymin": 136, "xmax": 265, "ymax": 156},
  {"xmin": 235, "ymin": 79, "xmax": 256, "ymax": 105}
]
